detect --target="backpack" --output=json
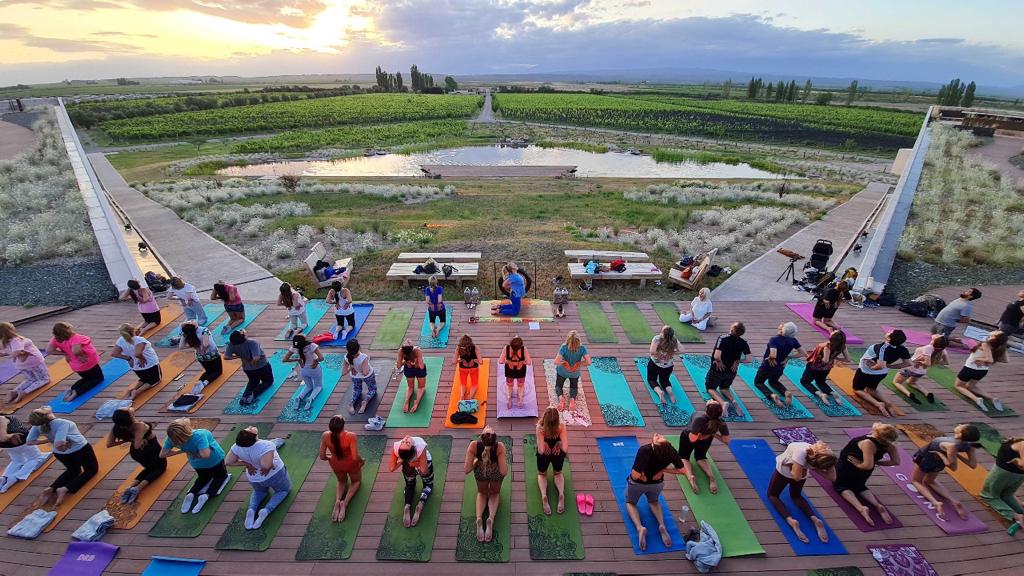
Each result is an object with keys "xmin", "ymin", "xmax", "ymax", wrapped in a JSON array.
[
  {"xmin": 144, "ymin": 271, "xmax": 169, "ymax": 292},
  {"xmin": 898, "ymin": 300, "xmax": 931, "ymax": 317},
  {"xmin": 707, "ymin": 265, "xmax": 723, "ymax": 277},
  {"xmin": 442, "ymin": 263, "xmax": 457, "ymax": 278},
  {"xmin": 610, "ymin": 259, "xmax": 627, "ymax": 273},
  {"xmin": 899, "ymin": 294, "xmax": 946, "ymax": 318},
  {"xmin": 450, "ymin": 411, "xmax": 478, "ymax": 425},
  {"xmin": 457, "ymin": 399, "xmax": 478, "ymax": 413}
]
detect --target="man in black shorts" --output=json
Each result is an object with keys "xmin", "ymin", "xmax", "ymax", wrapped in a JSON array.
[
  {"xmin": 852, "ymin": 329, "xmax": 911, "ymax": 417},
  {"xmin": 813, "ymin": 284, "xmax": 842, "ymax": 332},
  {"xmin": 705, "ymin": 322, "xmax": 751, "ymax": 418}
]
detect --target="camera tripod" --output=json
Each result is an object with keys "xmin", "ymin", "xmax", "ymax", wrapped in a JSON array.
[{"xmin": 777, "ymin": 257, "xmax": 802, "ymax": 284}]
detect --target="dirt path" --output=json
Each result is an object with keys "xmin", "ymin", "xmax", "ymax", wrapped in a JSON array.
[
  {"xmin": 0, "ymin": 119, "xmax": 37, "ymax": 159},
  {"xmin": 969, "ymin": 134, "xmax": 1024, "ymax": 183},
  {"xmin": 471, "ymin": 90, "xmax": 495, "ymax": 123}
]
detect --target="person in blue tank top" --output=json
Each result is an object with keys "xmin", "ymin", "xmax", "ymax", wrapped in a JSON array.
[
  {"xmin": 491, "ymin": 262, "xmax": 525, "ymax": 316},
  {"xmin": 424, "ymin": 276, "xmax": 446, "ymax": 338}
]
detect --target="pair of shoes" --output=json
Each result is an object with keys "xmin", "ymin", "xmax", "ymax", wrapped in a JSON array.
[
  {"xmin": 575, "ymin": 493, "xmax": 594, "ymax": 516},
  {"xmin": 908, "ymin": 394, "xmax": 921, "ymax": 404},
  {"xmin": 994, "ymin": 399, "xmax": 1005, "ymax": 412},
  {"xmin": 976, "ymin": 397, "xmax": 989, "ymax": 412},
  {"xmin": 364, "ymin": 416, "xmax": 386, "ymax": 431}
]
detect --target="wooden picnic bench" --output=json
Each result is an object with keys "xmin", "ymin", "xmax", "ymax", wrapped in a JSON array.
[
  {"xmin": 668, "ymin": 249, "xmax": 717, "ymax": 290},
  {"xmin": 396, "ymin": 252, "xmax": 482, "ymax": 263},
  {"xmin": 564, "ymin": 250, "xmax": 651, "ymax": 262},
  {"xmin": 304, "ymin": 241, "xmax": 352, "ymax": 288},
  {"xmin": 567, "ymin": 261, "xmax": 663, "ymax": 288},
  {"xmin": 386, "ymin": 262, "xmax": 479, "ymax": 288}
]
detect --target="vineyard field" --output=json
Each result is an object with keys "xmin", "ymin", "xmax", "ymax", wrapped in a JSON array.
[{"xmin": 230, "ymin": 120, "xmax": 471, "ymax": 153}]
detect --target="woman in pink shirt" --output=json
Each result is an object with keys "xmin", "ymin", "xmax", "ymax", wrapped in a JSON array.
[
  {"xmin": 120, "ymin": 279, "xmax": 162, "ymax": 335},
  {"xmin": 212, "ymin": 281, "xmax": 245, "ymax": 335},
  {"xmin": 0, "ymin": 322, "xmax": 51, "ymax": 404},
  {"xmin": 46, "ymin": 322, "xmax": 103, "ymax": 402}
]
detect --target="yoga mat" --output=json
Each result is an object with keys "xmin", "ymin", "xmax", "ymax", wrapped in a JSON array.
[
  {"xmin": 162, "ymin": 358, "xmax": 241, "ymax": 413},
  {"xmin": 680, "ymin": 354, "xmax": 753, "ymax": 422},
  {"xmin": 668, "ymin": 438, "xmax": 765, "ymax": 557},
  {"xmin": 897, "ymin": 423, "xmax": 988, "ymax": 497},
  {"xmin": 785, "ymin": 302, "xmax": 864, "ymax": 344},
  {"xmin": 0, "ymin": 360, "xmax": 17, "ymax": 384},
  {"xmin": 371, "ymin": 307, "xmax": 414, "ymax": 349},
  {"xmin": 869, "ymin": 544, "xmax": 939, "ymax": 576},
  {"xmin": 48, "ymin": 541, "xmax": 118, "ymax": 576},
  {"xmin": 210, "ymin": 303, "xmax": 269, "ymax": 347},
  {"xmin": 928, "ymin": 363, "xmax": 1015, "ymax": 416},
  {"xmin": 319, "ymin": 303, "xmax": 374, "ymax": 347},
  {"xmin": 148, "ymin": 422, "xmax": 273, "ymax": 538},
  {"xmin": 826, "ymin": 364, "xmax": 896, "ymax": 417},
  {"xmin": 223, "ymin": 350, "xmax": 296, "ymax": 415},
  {"xmin": 116, "ymin": 349, "xmax": 194, "ymax": 407},
  {"xmin": 496, "ymin": 362, "xmax": 539, "ymax": 418},
  {"xmin": 781, "ymin": 358, "xmax": 861, "ymax": 417},
  {"xmin": 155, "ymin": 304, "xmax": 224, "ymax": 347},
  {"xmin": 274, "ymin": 299, "xmax": 331, "ymax": 340},
  {"xmin": 595, "ymin": 436, "xmax": 686, "ymax": 555},
  {"xmin": 106, "ymin": 417, "xmax": 220, "ymax": 529},
  {"xmin": 455, "ymin": 435, "xmax": 512, "ymax": 562},
  {"xmin": 0, "ymin": 449, "xmax": 53, "ymax": 513},
  {"xmin": 543, "ymin": 359, "xmax": 592, "ymax": 427},
  {"xmin": 633, "ymin": 357, "xmax": 695, "ymax": 427},
  {"xmin": 729, "ymin": 438, "xmax": 846, "ymax": 555},
  {"xmin": 344, "ymin": 358, "xmax": 396, "ymax": 422},
  {"xmin": 576, "ymin": 301, "xmax": 616, "ymax": 343},
  {"xmin": 49, "ymin": 358, "xmax": 132, "ymax": 414},
  {"xmin": 808, "ymin": 569, "xmax": 864, "ymax": 576},
  {"xmin": 0, "ymin": 359, "xmax": 75, "ymax": 415},
  {"xmin": 376, "ymin": 435, "xmax": 452, "ymax": 561},
  {"xmin": 444, "ymin": 359, "xmax": 490, "ymax": 429},
  {"xmin": 141, "ymin": 556, "xmax": 205, "ymax": 576},
  {"xmin": 419, "ymin": 307, "xmax": 451, "ymax": 348},
  {"xmin": 845, "ymin": 427, "xmax": 987, "ymax": 534},
  {"xmin": 141, "ymin": 303, "xmax": 184, "ymax": 338},
  {"xmin": 295, "ymin": 435, "xmax": 389, "ymax": 560},
  {"xmin": 385, "ymin": 356, "xmax": 444, "ymax": 428},
  {"xmin": 216, "ymin": 430, "xmax": 321, "ymax": 551},
  {"xmin": 651, "ymin": 302, "xmax": 704, "ymax": 343},
  {"xmin": 970, "ymin": 421, "xmax": 1004, "ymax": 458},
  {"xmin": 847, "ymin": 347, "xmax": 947, "ymax": 412},
  {"xmin": 475, "ymin": 299, "xmax": 553, "ymax": 323},
  {"xmin": 523, "ymin": 434, "xmax": 584, "ymax": 560},
  {"xmin": 736, "ymin": 359, "xmax": 814, "ymax": 420},
  {"xmin": 276, "ymin": 353, "xmax": 345, "ymax": 423},
  {"xmin": 612, "ymin": 302, "xmax": 654, "ymax": 344},
  {"xmin": 881, "ymin": 325, "xmax": 977, "ymax": 352},
  {"xmin": 588, "ymin": 357, "xmax": 645, "ymax": 427}
]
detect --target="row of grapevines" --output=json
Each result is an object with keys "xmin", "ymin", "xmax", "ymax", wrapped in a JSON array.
[{"xmin": 230, "ymin": 120, "xmax": 470, "ymax": 153}]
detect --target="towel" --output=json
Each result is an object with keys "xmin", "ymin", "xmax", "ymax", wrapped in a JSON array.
[
  {"xmin": 8, "ymin": 509, "xmax": 57, "ymax": 539},
  {"xmin": 686, "ymin": 520, "xmax": 723, "ymax": 573},
  {"xmin": 72, "ymin": 510, "xmax": 115, "ymax": 541}
]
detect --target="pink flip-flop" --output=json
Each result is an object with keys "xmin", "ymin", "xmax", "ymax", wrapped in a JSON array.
[
  {"xmin": 584, "ymin": 493, "xmax": 595, "ymax": 516},
  {"xmin": 576, "ymin": 493, "xmax": 587, "ymax": 515}
]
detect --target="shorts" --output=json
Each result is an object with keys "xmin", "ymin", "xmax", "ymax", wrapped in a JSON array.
[
  {"xmin": 428, "ymin": 308, "xmax": 445, "ymax": 323},
  {"xmin": 678, "ymin": 432, "xmax": 713, "ymax": 461},
  {"xmin": 930, "ymin": 322, "xmax": 955, "ymax": 338},
  {"xmin": 536, "ymin": 451, "xmax": 566, "ymax": 473},
  {"xmin": 813, "ymin": 305, "xmax": 836, "ymax": 320},
  {"xmin": 957, "ymin": 366, "xmax": 988, "ymax": 382},
  {"xmin": 504, "ymin": 364, "xmax": 527, "ymax": 380},
  {"xmin": 140, "ymin": 310, "xmax": 162, "ymax": 324},
  {"xmin": 625, "ymin": 477, "xmax": 663, "ymax": 504},
  {"xmin": 225, "ymin": 303, "xmax": 245, "ymax": 314},
  {"xmin": 913, "ymin": 448, "xmax": 946, "ymax": 474},
  {"xmin": 404, "ymin": 365, "xmax": 428, "ymax": 379},
  {"xmin": 705, "ymin": 368, "xmax": 737, "ymax": 390},
  {"xmin": 134, "ymin": 364, "xmax": 162, "ymax": 385},
  {"xmin": 852, "ymin": 370, "xmax": 886, "ymax": 391}
]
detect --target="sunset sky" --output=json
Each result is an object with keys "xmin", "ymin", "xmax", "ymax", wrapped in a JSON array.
[{"xmin": 1, "ymin": 0, "xmax": 1022, "ymax": 87}]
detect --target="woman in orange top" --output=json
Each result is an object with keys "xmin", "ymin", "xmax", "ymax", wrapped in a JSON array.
[{"xmin": 319, "ymin": 415, "xmax": 363, "ymax": 522}]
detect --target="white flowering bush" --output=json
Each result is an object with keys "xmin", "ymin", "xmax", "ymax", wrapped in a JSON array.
[
  {"xmin": 624, "ymin": 180, "xmax": 835, "ymax": 210},
  {"xmin": 140, "ymin": 179, "xmax": 454, "ymax": 209}
]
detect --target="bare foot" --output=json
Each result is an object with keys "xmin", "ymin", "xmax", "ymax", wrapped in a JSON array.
[
  {"xmin": 402, "ymin": 402, "xmax": 410, "ymax": 413},
  {"xmin": 878, "ymin": 506, "xmax": 893, "ymax": 525},
  {"xmin": 557, "ymin": 494, "xmax": 565, "ymax": 514},
  {"xmin": 507, "ymin": 396, "xmax": 512, "ymax": 410},
  {"xmin": 637, "ymin": 526, "xmax": 647, "ymax": 551},
  {"xmin": 659, "ymin": 524, "xmax": 672, "ymax": 547},
  {"xmin": 787, "ymin": 517, "xmax": 809, "ymax": 543},
  {"xmin": 708, "ymin": 478, "xmax": 718, "ymax": 495},
  {"xmin": 784, "ymin": 392, "xmax": 793, "ymax": 407},
  {"xmin": 476, "ymin": 517, "xmax": 485, "ymax": 541},
  {"xmin": 858, "ymin": 505, "xmax": 875, "ymax": 526},
  {"xmin": 688, "ymin": 475, "xmax": 700, "ymax": 494},
  {"xmin": 812, "ymin": 517, "xmax": 828, "ymax": 542},
  {"xmin": 332, "ymin": 499, "xmax": 342, "ymax": 522},
  {"xmin": 485, "ymin": 517, "xmax": 494, "ymax": 542},
  {"xmin": 403, "ymin": 504, "xmax": 412, "ymax": 528},
  {"xmin": 558, "ymin": 397, "xmax": 566, "ymax": 411},
  {"xmin": 569, "ymin": 398, "xmax": 576, "ymax": 411},
  {"xmin": 410, "ymin": 398, "xmax": 422, "ymax": 413},
  {"xmin": 53, "ymin": 486, "xmax": 69, "ymax": 506},
  {"xmin": 772, "ymin": 395, "xmax": 786, "ymax": 409},
  {"xmin": 348, "ymin": 404, "xmax": 356, "ymax": 415},
  {"xmin": 358, "ymin": 399, "xmax": 369, "ymax": 414},
  {"xmin": 33, "ymin": 489, "xmax": 55, "ymax": 508},
  {"xmin": 817, "ymin": 392, "xmax": 830, "ymax": 404},
  {"xmin": 542, "ymin": 496, "xmax": 551, "ymax": 516},
  {"xmin": 338, "ymin": 501, "xmax": 347, "ymax": 522},
  {"xmin": 934, "ymin": 501, "xmax": 946, "ymax": 519},
  {"xmin": 953, "ymin": 501, "xmax": 967, "ymax": 520},
  {"xmin": 411, "ymin": 502, "xmax": 424, "ymax": 527}
]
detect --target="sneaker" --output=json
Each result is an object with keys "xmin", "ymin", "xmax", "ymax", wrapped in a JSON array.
[
  {"xmin": 976, "ymin": 397, "xmax": 989, "ymax": 412},
  {"xmin": 244, "ymin": 508, "xmax": 256, "ymax": 529},
  {"xmin": 994, "ymin": 399, "xmax": 1005, "ymax": 412},
  {"xmin": 926, "ymin": 392, "xmax": 935, "ymax": 403},
  {"xmin": 726, "ymin": 403, "xmax": 739, "ymax": 418},
  {"xmin": 191, "ymin": 493, "xmax": 209, "ymax": 514},
  {"xmin": 181, "ymin": 492, "xmax": 195, "ymax": 514},
  {"xmin": 121, "ymin": 486, "xmax": 139, "ymax": 504},
  {"xmin": 364, "ymin": 416, "xmax": 386, "ymax": 431},
  {"xmin": 253, "ymin": 508, "xmax": 269, "ymax": 529}
]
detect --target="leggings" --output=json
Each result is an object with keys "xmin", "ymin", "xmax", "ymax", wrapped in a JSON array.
[
  {"xmin": 288, "ymin": 312, "xmax": 308, "ymax": 331},
  {"xmin": 188, "ymin": 459, "xmax": 228, "ymax": 497},
  {"xmin": 131, "ymin": 436, "xmax": 168, "ymax": 484},
  {"xmin": 243, "ymin": 364, "xmax": 274, "ymax": 397},
  {"xmin": 646, "ymin": 361, "xmax": 673, "ymax": 390},
  {"xmin": 403, "ymin": 458, "xmax": 434, "ymax": 508},
  {"xmin": 71, "ymin": 364, "xmax": 105, "ymax": 397},
  {"xmin": 458, "ymin": 366, "xmax": 480, "ymax": 392},
  {"xmin": 767, "ymin": 470, "xmax": 815, "ymax": 519},
  {"xmin": 335, "ymin": 314, "xmax": 355, "ymax": 330},
  {"xmin": 182, "ymin": 300, "xmax": 208, "ymax": 325},
  {"xmin": 198, "ymin": 355, "xmax": 223, "ymax": 383},
  {"xmin": 555, "ymin": 374, "xmax": 579, "ymax": 399},
  {"xmin": 980, "ymin": 466, "xmax": 1024, "ymax": 522},
  {"xmin": 298, "ymin": 366, "xmax": 324, "ymax": 403},
  {"xmin": 350, "ymin": 373, "xmax": 377, "ymax": 406},
  {"xmin": 754, "ymin": 364, "xmax": 787, "ymax": 398},
  {"xmin": 799, "ymin": 367, "xmax": 834, "ymax": 396},
  {"xmin": 52, "ymin": 444, "xmax": 99, "ymax": 493},
  {"xmin": 499, "ymin": 294, "xmax": 522, "ymax": 316}
]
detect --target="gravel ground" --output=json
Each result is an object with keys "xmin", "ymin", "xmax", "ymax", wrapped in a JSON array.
[
  {"xmin": 886, "ymin": 258, "xmax": 1024, "ymax": 302},
  {"xmin": 0, "ymin": 256, "xmax": 118, "ymax": 308}
]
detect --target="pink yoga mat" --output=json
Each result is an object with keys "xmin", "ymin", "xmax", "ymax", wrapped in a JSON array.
[
  {"xmin": 773, "ymin": 427, "xmax": 902, "ymax": 532},
  {"xmin": 48, "ymin": 541, "xmax": 119, "ymax": 576},
  {"xmin": 869, "ymin": 544, "xmax": 939, "ymax": 576},
  {"xmin": 496, "ymin": 363, "xmax": 539, "ymax": 418},
  {"xmin": 846, "ymin": 427, "xmax": 986, "ymax": 535},
  {"xmin": 786, "ymin": 303, "xmax": 864, "ymax": 344},
  {"xmin": 880, "ymin": 326, "xmax": 977, "ymax": 351}
]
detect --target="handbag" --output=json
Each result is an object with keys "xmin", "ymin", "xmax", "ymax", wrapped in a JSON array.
[
  {"xmin": 458, "ymin": 399, "xmax": 479, "ymax": 413},
  {"xmin": 681, "ymin": 265, "xmax": 694, "ymax": 280},
  {"xmin": 442, "ymin": 263, "xmax": 457, "ymax": 278}
]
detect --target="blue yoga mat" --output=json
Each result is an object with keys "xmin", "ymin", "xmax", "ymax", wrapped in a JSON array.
[
  {"xmin": 274, "ymin": 299, "xmax": 332, "ymax": 341},
  {"xmin": 276, "ymin": 353, "xmax": 345, "ymax": 422},
  {"xmin": 49, "ymin": 358, "xmax": 131, "ymax": 414},
  {"xmin": 211, "ymin": 304, "xmax": 269, "ymax": 347},
  {"xmin": 318, "ymin": 303, "xmax": 374, "ymax": 347},
  {"xmin": 155, "ymin": 304, "xmax": 225, "ymax": 347},
  {"xmin": 729, "ymin": 438, "xmax": 846, "ymax": 556},
  {"xmin": 595, "ymin": 436, "xmax": 686, "ymax": 555},
  {"xmin": 141, "ymin": 556, "xmax": 205, "ymax": 576},
  {"xmin": 781, "ymin": 358, "xmax": 861, "ymax": 417},
  {"xmin": 679, "ymin": 354, "xmax": 753, "ymax": 422},
  {"xmin": 736, "ymin": 360, "xmax": 814, "ymax": 420},
  {"xmin": 419, "ymin": 307, "xmax": 451, "ymax": 348},
  {"xmin": 223, "ymin": 350, "xmax": 296, "ymax": 415}
]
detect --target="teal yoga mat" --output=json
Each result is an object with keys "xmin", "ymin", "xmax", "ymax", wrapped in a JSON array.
[
  {"xmin": 223, "ymin": 350, "xmax": 296, "ymax": 415},
  {"xmin": 680, "ymin": 354, "xmax": 753, "ymax": 422},
  {"xmin": 419, "ymin": 307, "xmax": 451, "ymax": 348},
  {"xmin": 781, "ymin": 358, "xmax": 860, "ymax": 417},
  {"xmin": 156, "ymin": 304, "xmax": 224, "ymax": 347},
  {"xmin": 587, "ymin": 357, "xmax": 644, "ymax": 427},
  {"xmin": 276, "ymin": 354, "xmax": 345, "ymax": 423},
  {"xmin": 211, "ymin": 304, "xmax": 269, "ymax": 347},
  {"xmin": 274, "ymin": 300, "xmax": 332, "ymax": 340},
  {"xmin": 633, "ymin": 357, "xmax": 695, "ymax": 427},
  {"xmin": 737, "ymin": 359, "xmax": 814, "ymax": 420},
  {"xmin": 576, "ymin": 302, "xmax": 616, "ymax": 343},
  {"xmin": 385, "ymin": 356, "xmax": 444, "ymax": 428},
  {"xmin": 49, "ymin": 358, "xmax": 131, "ymax": 414}
]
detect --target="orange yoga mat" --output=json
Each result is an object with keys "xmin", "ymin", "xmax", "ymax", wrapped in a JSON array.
[
  {"xmin": 141, "ymin": 304, "xmax": 184, "ymax": 339},
  {"xmin": 0, "ymin": 445, "xmax": 53, "ymax": 513},
  {"xmin": 827, "ymin": 364, "xmax": 905, "ymax": 417},
  {"xmin": 444, "ymin": 359, "xmax": 490, "ymax": 429},
  {"xmin": 161, "ymin": 358, "xmax": 241, "ymax": 413},
  {"xmin": 0, "ymin": 360, "xmax": 76, "ymax": 415},
  {"xmin": 106, "ymin": 417, "xmax": 219, "ymax": 529},
  {"xmin": 117, "ymin": 350, "xmax": 195, "ymax": 407},
  {"xmin": 897, "ymin": 424, "xmax": 987, "ymax": 497}
]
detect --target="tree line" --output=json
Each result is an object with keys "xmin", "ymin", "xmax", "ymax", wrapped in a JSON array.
[{"xmin": 374, "ymin": 65, "xmax": 458, "ymax": 93}]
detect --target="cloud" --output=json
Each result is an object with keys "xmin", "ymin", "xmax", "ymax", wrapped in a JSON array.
[
  {"xmin": 0, "ymin": 21, "xmax": 141, "ymax": 54},
  {"xmin": 4, "ymin": 0, "xmax": 125, "ymax": 9},
  {"xmin": 915, "ymin": 38, "xmax": 965, "ymax": 45},
  {"xmin": 3, "ymin": 0, "xmax": 328, "ymax": 27}
]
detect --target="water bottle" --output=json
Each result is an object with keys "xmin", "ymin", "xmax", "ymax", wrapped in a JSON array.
[{"xmin": 679, "ymin": 504, "xmax": 691, "ymax": 525}]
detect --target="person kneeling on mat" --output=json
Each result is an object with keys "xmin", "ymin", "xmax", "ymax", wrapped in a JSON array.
[
  {"xmin": 26, "ymin": 407, "xmax": 97, "ymax": 507},
  {"xmin": 464, "ymin": 427, "xmax": 508, "ymax": 543},
  {"xmin": 161, "ymin": 418, "xmax": 229, "ymax": 514},
  {"xmin": 225, "ymin": 426, "xmax": 289, "ymax": 530},
  {"xmin": 769, "ymin": 440, "xmax": 837, "ymax": 543},
  {"xmin": 224, "ymin": 330, "xmax": 273, "ymax": 406},
  {"xmin": 626, "ymin": 432, "xmax": 687, "ymax": 551},
  {"xmin": 679, "ymin": 400, "xmax": 731, "ymax": 494},
  {"xmin": 754, "ymin": 322, "xmax": 805, "ymax": 409},
  {"xmin": 833, "ymin": 422, "xmax": 899, "ymax": 526},
  {"xmin": 388, "ymin": 436, "xmax": 434, "ymax": 528},
  {"xmin": 491, "ymin": 262, "xmax": 526, "ymax": 316},
  {"xmin": 911, "ymin": 423, "xmax": 979, "ymax": 520},
  {"xmin": 106, "ymin": 408, "xmax": 166, "ymax": 504},
  {"xmin": 981, "ymin": 437, "xmax": 1024, "ymax": 534}
]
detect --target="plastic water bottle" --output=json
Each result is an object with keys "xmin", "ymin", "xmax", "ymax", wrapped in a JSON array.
[{"xmin": 679, "ymin": 504, "xmax": 691, "ymax": 525}]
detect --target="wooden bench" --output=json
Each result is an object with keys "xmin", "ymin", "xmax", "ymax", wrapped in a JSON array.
[
  {"xmin": 386, "ymin": 261, "xmax": 479, "ymax": 288},
  {"xmin": 304, "ymin": 242, "xmax": 352, "ymax": 288},
  {"xmin": 564, "ymin": 250, "xmax": 650, "ymax": 263},
  {"xmin": 568, "ymin": 261, "xmax": 663, "ymax": 288},
  {"xmin": 396, "ymin": 252, "xmax": 482, "ymax": 263},
  {"xmin": 668, "ymin": 249, "xmax": 717, "ymax": 290}
]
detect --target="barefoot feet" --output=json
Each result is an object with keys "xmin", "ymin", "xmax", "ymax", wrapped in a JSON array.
[{"xmin": 787, "ymin": 517, "xmax": 809, "ymax": 543}]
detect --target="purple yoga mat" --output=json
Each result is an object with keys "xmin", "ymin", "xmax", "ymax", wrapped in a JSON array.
[
  {"xmin": 773, "ymin": 426, "xmax": 903, "ymax": 532},
  {"xmin": 496, "ymin": 363, "xmax": 539, "ymax": 418},
  {"xmin": 880, "ymin": 325, "xmax": 977, "ymax": 351},
  {"xmin": 869, "ymin": 544, "xmax": 939, "ymax": 576},
  {"xmin": 0, "ymin": 360, "xmax": 18, "ymax": 384},
  {"xmin": 846, "ymin": 427, "xmax": 986, "ymax": 535},
  {"xmin": 786, "ymin": 302, "xmax": 864, "ymax": 344},
  {"xmin": 48, "ymin": 541, "xmax": 119, "ymax": 576}
]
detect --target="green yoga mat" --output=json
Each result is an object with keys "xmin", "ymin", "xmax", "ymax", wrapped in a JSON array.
[
  {"xmin": 970, "ymin": 421, "xmax": 1005, "ymax": 457},
  {"xmin": 385, "ymin": 356, "xmax": 444, "ymax": 428},
  {"xmin": 376, "ymin": 435, "xmax": 452, "ymax": 561},
  {"xmin": 807, "ymin": 569, "xmax": 864, "ymax": 576},
  {"xmin": 652, "ymin": 302, "xmax": 704, "ymax": 343},
  {"xmin": 587, "ymin": 357, "xmax": 645, "ymax": 427},
  {"xmin": 215, "ymin": 430, "xmax": 321, "ymax": 551},
  {"xmin": 929, "ymin": 363, "xmax": 1016, "ymax": 417},
  {"xmin": 523, "ymin": 435, "xmax": 584, "ymax": 560},
  {"xmin": 576, "ymin": 302, "xmax": 616, "ymax": 343},
  {"xmin": 295, "ymin": 435, "xmax": 389, "ymax": 560},
  {"xmin": 848, "ymin": 347, "xmax": 948, "ymax": 411},
  {"xmin": 668, "ymin": 439, "xmax": 764, "ymax": 557},
  {"xmin": 612, "ymin": 302, "xmax": 654, "ymax": 345},
  {"xmin": 149, "ymin": 422, "xmax": 273, "ymax": 538},
  {"xmin": 455, "ymin": 435, "xmax": 512, "ymax": 562},
  {"xmin": 371, "ymin": 307, "xmax": 415, "ymax": 350}
]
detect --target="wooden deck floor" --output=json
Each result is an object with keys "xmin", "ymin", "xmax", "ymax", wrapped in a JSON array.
[{"xmin": 3, "ymin": 298, "xmax": 1023, "ymax": 576}]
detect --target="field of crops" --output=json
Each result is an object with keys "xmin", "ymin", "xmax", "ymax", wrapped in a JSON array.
[
  {"xmin": 97, "ymin": 93, "xmax": 483, "ymax": 141},
  {"xmin": 68, "ymin": 91, "xmax": 327, "ymax": 126},
  {"xmin": 230, "ymin": 120, "xmax": 471, "ymax": 153},
  {"xmin": 493, "ymin": 93, "xmax": 917, "ymax": 150}
]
